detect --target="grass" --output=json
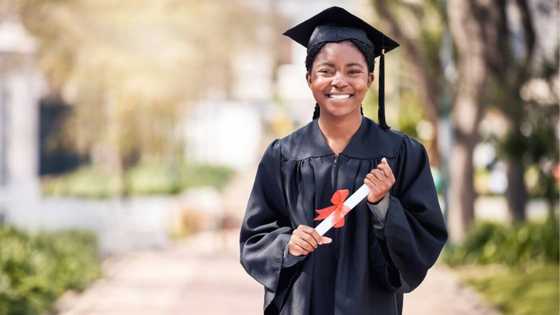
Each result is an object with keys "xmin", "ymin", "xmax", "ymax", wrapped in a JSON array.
[{"xmin": 455, "ymin": 264, "xmax": 559, "ymax": 315}]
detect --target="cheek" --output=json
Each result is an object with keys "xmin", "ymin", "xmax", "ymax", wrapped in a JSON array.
[
  {"xmin": 352, "ymin": 79, "xmax": 370, "ymax": 94},
  {"xmin": 309, "ymin": 77, "xmax": 329, "ymax": 93}
]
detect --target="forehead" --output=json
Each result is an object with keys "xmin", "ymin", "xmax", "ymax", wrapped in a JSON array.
[{"xmin": 314, "ymin": 41, "xmax": 367, "ymax": 65}]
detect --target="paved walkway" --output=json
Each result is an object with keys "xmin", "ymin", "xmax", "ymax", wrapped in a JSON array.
[{"xmin": 55, "ymin": 230, "xmax": 499, "ymax": 315}]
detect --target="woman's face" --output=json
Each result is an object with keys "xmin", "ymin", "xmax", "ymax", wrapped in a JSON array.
[{"xmin": 307, "ymin": 41, "xmax": 373, "ymax": 119}]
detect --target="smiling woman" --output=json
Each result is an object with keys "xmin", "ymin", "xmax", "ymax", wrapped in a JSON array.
[
  {"xmin": 307, "ymin": 41, "xmax": 373, "ymax": 120},
  {"xmin": 240, "ymin": 6, "xmax": 448, "ymax": 315}
]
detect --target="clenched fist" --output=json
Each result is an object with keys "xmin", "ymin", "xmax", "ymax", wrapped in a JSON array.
[
  {"xmin": 364, "ymin": 157, "xmax": 395, "ymax": 204},
  {"xmin": 288, "ymin": 225, "xmax": 332, "ymax": 256}
]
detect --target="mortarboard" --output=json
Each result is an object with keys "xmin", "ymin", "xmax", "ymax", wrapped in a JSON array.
[{"xmin": 283, "ymin": 6, "xmax": 399, "ymax": 129}]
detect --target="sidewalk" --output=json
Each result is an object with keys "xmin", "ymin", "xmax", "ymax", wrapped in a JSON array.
[
  {"xmin": 55, "ymin": 231, "xmax": 261, "ymax": 315},
  {"xmin": 55, "ymin": 230, "xmax": 499, "ymax": 315}
]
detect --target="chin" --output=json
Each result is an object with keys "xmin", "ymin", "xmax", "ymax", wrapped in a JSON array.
[{"xmin": 321, "ymin": 100, "xmax": 360, "ymax": 117}]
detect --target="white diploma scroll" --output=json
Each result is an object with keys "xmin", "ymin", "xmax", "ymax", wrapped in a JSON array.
[{"xmin": 315, "ymin": 184, "xmax": 370, "ymax": 236}]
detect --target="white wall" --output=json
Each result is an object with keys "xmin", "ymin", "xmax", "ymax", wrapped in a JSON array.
[{"xmin": 184, "ymin": 101, "xmax": 263, "ymax": 171}]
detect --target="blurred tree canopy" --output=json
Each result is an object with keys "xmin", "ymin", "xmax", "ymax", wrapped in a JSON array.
[
  {"xmin": 481, "ymin": 0, "xmax": 559, "ymax": 221},
  {"xmin": 371, "ymin": 0, "xmax": 559, "ymax": 242},
  {"xmin": 4, "ymin": 0, "xmax": 261, "ymax": 195},
  {"xmin": 370, "ymin": 0, "xmax": 483, "ymax": 242},
  {"xmin": 371, "ymin": 0, "xmax": 448, "ymax": 166}
]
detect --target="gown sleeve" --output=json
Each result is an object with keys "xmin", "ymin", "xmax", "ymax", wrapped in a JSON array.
[
  {"xmin": 374, "ymin": 135, "xmax": 448, "ymax": 293},
  {"xmin": 239, "ymin": 140, "xmax": 301, "ymax": 311}
]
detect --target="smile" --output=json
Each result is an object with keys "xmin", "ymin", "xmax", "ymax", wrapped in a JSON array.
[{"xmin": 327, "ymin": 93, "xmax": 353, "ymax": 100}]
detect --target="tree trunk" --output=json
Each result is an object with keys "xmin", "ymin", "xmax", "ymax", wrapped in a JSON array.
[
  {"xmin": 448, "ymin": 140, "xmax": 476, "ymax": 242},
  {"xmin": 447, "ymin": 93, "xmax": 483, "ymax": 242},
  {"xmin": 502, "ymin": 94, "xmax": 529, "ymax": 221},
  {"xmin": 486, "ymin": 0, "xmax": 536, "ymax": 223},
  {"xmin": 505, "ymin": 156, "xmax": 528, "ymax": 222},
  {"xmin": 447, "ymin": 0, "xmax": 492, "ymax": 243}
]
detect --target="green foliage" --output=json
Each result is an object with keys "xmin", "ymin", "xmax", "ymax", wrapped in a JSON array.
[
  {"xmin": 362, "ymin": 83, "xmax": 423, "ymax": 138},
  {"xmin": 396, "ymin": 91, "xmax": 424, "ymax": 138},
  {"xmin": 127, "ymin": 160, "xmax": 235, "ymax": 195},
  {"xmin": 41, "ymin": 166, "xmax": 120, "ymax": 199},
  {"xmin": 458, "ymin": 264, "xmax": 558, "ymax": 315},
  {"xmin": 0, "ymin": 226, "xmax": 101, "ymax": 315},
  {"xmin": 179, "ymin": 163, "xmax": 235, "ymax": 192},
  {"xmin": 41, "ymin": 161, "xmax": 236, "ymax": 198},
  {"xmin": 446, "ymin": 220, "xmax": 559, "ymax": 315},
  {"xmin": 125, "ymin": 161, "xmax": 182, "ymax": 195},
  {"xmin": 444, "ymin": 218, "xmax": 559, "ymax": 267}
]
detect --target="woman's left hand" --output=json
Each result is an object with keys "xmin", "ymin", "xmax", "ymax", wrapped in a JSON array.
[{"xmin": 364, "ymin": 157, "xmax": 395, "ymax": 204}]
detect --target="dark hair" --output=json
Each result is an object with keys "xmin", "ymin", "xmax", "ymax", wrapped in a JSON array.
[{"xmin": 307, "ymin": 39, "xmax": 373, "ymax": 120}]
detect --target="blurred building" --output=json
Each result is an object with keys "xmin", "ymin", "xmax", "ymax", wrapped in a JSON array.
[
  {"xmin": 184, "ymin": 100, "xmax": 263, "ymax": 170},
  {"xmin": 184, "ymin": 0, "xmax": 360, "ymax": 170},
  {"xmin": 0, "ymin": 17, "xmax": 45, "ymax": 219},
  {"xmin": 182, "ymin": 10, "xmax": 273, "ymax": 171}
]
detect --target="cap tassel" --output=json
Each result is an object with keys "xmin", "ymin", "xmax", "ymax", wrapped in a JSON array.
[{"xmin": 378, "ymin": 49, "xmax": 390, "ymax": 130}]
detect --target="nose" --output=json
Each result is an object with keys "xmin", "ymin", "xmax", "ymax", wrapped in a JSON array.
[{"xmin": 331, "ymin": 72, "xmax": 348, "ymax": 89}]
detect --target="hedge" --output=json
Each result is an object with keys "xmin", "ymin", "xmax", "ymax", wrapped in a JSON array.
[{"xmin": 0, "ymin": 226, "xmax": 101, "ymax": 315}]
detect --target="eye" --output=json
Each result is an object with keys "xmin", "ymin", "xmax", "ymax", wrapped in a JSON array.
[
  {"xmin": 348, "ymin": 69, "xmax": 363, "ymax": 75},
  {"xmin": 316, "ymin": 68, "xmax": 334, "ymax": 76}
]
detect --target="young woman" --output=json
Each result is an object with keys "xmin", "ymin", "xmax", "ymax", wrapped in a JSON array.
[{"xmin": 240, "ymin": 7, "xmax": 447, "ymax": 315}]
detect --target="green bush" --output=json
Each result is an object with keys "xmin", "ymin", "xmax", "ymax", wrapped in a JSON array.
[
  {"xmin": 126, "ymin": 161, "xmax": 182, "ymax": 195},
  {"xmin": 0, "ymin": 226, "xmax": 101, "ymax": 315},
  {"xmin": 41, "ymin": 167, "xmax": 120, "ymax": 199},
  {"xmin": 41, "ymin": 161, "xmax": 236, "ymax": 198},
  {"xmin": 444, "ymin": 218, "xmax": 559, "ymax": 267},
  {"xmin": 445, "ymin": 219, "xmax": 559, "ymax": 315},
  {"xmin": 179, "ymin": 163, "xmax": 235, "ymax": 192},
  {"xmin": 127, "ymin": 161, "xmax": 235, "ymax": 195}
]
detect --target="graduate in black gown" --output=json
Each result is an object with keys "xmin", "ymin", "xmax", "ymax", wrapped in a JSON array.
[{"xmin": 239, "ymin": 6, "xmax": 447, "ymax": 315}]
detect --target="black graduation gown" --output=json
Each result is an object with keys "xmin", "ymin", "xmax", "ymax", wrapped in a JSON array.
[{"xmin": 239, "ymin": 117, "xmax": 448, "ymax": 315}]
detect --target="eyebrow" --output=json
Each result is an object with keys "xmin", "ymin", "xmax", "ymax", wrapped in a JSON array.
[
  {"xmin": 346, "ymin": 62, "xmax": 365, "ymax": 68},
  {"xmin": 315, "ymin": 62, "xmax": 366, "ymax": 68},
  {"xmin": 316, "ymin": 62, "xmax": 335, "ymax": 68}
]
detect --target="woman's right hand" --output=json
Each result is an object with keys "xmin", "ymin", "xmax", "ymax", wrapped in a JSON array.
[{"xmin": 288, "ymin": 225, "xmax": 332, "ymax": 256}]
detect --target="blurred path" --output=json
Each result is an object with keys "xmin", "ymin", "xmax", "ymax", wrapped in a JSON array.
[
  {"xmin": 56, "ymin": 230, "xmax": 499, "ymax": 315},
  {"xmin": 55, "ymin": 231, "xmax": 261, "ymax": 315},
  {"xmin": 403, "ymin": 264, "xmax": 500, "ymax": 315}
]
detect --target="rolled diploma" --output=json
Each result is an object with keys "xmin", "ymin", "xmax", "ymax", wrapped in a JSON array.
[{"xmin": 315, "ymin": 184, "xmax": 370, "ymax": 236}]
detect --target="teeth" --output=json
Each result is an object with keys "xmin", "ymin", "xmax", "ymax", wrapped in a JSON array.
[{"xmin": 329, "ymin": 94, "xmax": 351, "ymax": 99}]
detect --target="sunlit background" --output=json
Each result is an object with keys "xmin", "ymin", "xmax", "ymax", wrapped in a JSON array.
[{"xmin": 0, "ymin": 0, "xmax": 558, "ymax": 314}]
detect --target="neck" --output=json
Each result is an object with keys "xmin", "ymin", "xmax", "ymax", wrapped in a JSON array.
[{"xmin": 318, "ymin": 110, "xmax": 362, "ymax": 142}]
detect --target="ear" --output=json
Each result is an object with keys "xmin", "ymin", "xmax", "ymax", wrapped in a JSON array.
[
  {"xmin": 367, "ymin": 72, "xmax": 374, "ymax": 88},
  {"xmin": 306, "ymin": 72, "xmax": 312, "ymax": 86}
]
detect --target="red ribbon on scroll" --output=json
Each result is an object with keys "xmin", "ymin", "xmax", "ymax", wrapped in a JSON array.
[{"xmin": 314, "ymin": 189, "xmax": 350, "ymax": 228}]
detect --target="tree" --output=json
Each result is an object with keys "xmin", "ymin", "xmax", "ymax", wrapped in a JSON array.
[
  {"xmin": 10, "ymin": 0, "xmax": 259, "ymax": 196},
  {"xmin": 446, "ymin": 0, "xmax": 501, "ymax": 242},
  {"xmin": 371, "ymin": 0, "xmax": 487, "ymax": 242},
  {"xmin": 371, "ymin": 0, "xmax": 446, "ymax": 167},
  {"xmin": 484, "ymin": 0, "xmax": 558, "ymax": 222}
]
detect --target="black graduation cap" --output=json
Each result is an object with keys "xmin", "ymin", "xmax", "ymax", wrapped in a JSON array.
[{"xmin": 283, "ymin": 6, "xmax": 399, "ymax": 129}]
